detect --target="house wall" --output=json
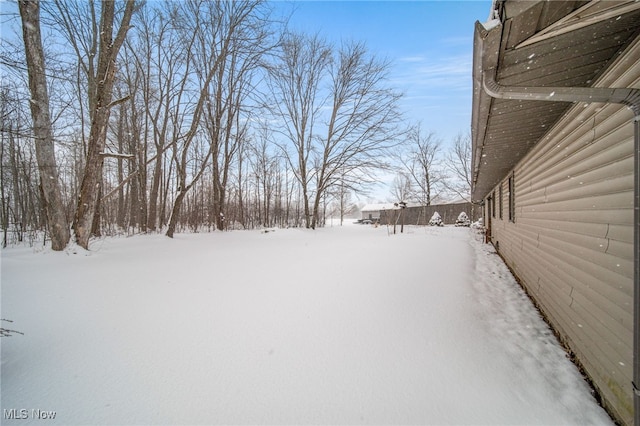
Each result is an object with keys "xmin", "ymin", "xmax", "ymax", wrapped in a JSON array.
[
  {"xmin": 361, "ymin": 211, "xmax": 379, "ymax": 220},
  {"xmin": 484, "ymin": 37, "xmax": 639, "ymax": 425}
]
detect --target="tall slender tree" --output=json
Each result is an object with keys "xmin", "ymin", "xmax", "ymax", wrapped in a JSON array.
[
  {"xmin": 73, "ymin": 0, "xmax": 136, "ymax": 249},
  {"xmin": 444, "ymin": 132, "xmax": 472, "ymax": 202},
  {"xmin": 266, "ymin": 32, "xmax": 332, "ymax": 228},
  {"xmin": 399, "ymin": 124, "xmax": 442, "ymax": 205},
  {"xmin": 18, "ymin": 0, "xmax": 70, "ymax": 250}
]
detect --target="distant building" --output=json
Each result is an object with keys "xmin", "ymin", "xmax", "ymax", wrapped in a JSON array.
[
  {"xmin": 471, "ymin": 1, "xmax": 640, "ymax": 424},
  {"xmin": 360, "ymin": 203, "xmax": 397, "ymax": 222}
]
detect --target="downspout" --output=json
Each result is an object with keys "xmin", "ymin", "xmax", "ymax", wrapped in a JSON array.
[
  {"xmin": 483, "ymin": 68, "xmax": 640, "ymax": 425},
  {"xmin": 635, "ymin": 112, "xmax": 640, "ymax": 426}
]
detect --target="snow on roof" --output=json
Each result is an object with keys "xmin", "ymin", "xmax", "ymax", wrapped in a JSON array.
[
  {"xmin": 361, "ymin": 203, "xmax": 397, "ymax": 212},
  {"xmin": 430, "ymin": 195, "xmax": 470, "ymax": 205},
  {"xmin": 482, "ymin": 18, "xmax": 501, "ymax": 31},
  {"xmin": 362, "ymin": 200, "xmax": 468, "ymax": 212}
]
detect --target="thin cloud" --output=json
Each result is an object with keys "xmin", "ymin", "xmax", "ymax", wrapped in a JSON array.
[
  {"xmin": 441, "ymin": 36, "xmax": 472, "ymax": 47},
  {"xmin": 393, "ymin": 54, "xmax": 472, "ymax": 92},
  {"xmin": 398, "ymin": 55, "xmax": 428, "ymax": 63}
]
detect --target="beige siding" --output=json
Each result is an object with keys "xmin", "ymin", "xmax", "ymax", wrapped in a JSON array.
[{"xmin": 486, "ymin": 37, "xmax": 639, "ymax": 425}]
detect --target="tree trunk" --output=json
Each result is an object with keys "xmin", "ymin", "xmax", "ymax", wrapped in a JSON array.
[
  {"xmin": 303, "ymin": 186, "xmax": 312, "ymax": 229},
  {"xmin": 311, "ymin": 192, "xmax": 320, "ymax": 230},
  {"xmin": 19, "ymin": 0, "xmax": 70, "ymax": 251},
  {"xmin": 147, "ymin": 156, "xmax": 162, "ymax": 231},
  {"xmin": 116, "ymin": 113, "xmax": 126, "ymax": 228},
  {"xmin": 165, "ymin": 190, "xmax": 186, "ymax": 238},
  {"xmin": 74, "ymin": 107, "xmax": 108, "ymax": 246},
  {"xmin": 73, "ymin": 1, "xmax": 135, "ymax": 249}
]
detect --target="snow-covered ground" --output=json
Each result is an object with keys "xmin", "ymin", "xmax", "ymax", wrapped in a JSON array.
[{"xmin": 1, "ymin": 224, "xmax": 613, "ymax": 425}]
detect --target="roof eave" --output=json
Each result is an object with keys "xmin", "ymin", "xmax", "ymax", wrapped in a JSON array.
[{"xmin": 470, "ymin": 20, "xmax": 503, "ymax": 204}]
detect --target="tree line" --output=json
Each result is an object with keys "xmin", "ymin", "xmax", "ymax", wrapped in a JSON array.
[{"xmin": 0, "ymin": 0, "xmax": 470, "ymax": 250}]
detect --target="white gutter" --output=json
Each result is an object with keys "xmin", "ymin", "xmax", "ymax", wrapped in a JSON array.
[{"xmin": 482, "ymin": 68, "xmax": 640, "ymax": 114}]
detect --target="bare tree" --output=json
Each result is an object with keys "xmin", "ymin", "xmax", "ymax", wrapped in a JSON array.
[
  {"xmin": 328, "ymin": 175, "xmax": 357, "ymax": 226},
  {"xmin": 249, "ymin": 126, "xmax": 282, "ymax": 227},
  {"xmin": 59, "ymin": 0, "xmax": 137, "ymax": 249},
  {"xmin": 204, "ymin": 1, "xmax": 271, "ymax": 231},
  {"xmin": 399, "ymin": 124, "xmax": 442, "ymax": 205},
  {"xmin": 267, "ymin": 36, "xmax": 403, "ymax": 228},
  {"xmin": 444, "ymin": 132, "xmax": 472, "ymax": 202},
  {"xmin": 390, "ymin": 172, "xmax": 413, "ymax": 204},
  {"xmin": 266, "ymin": 32, "xmax": 331, "ymax": 228},
  {"xmin": 18, "ymin": 0, "xmax": 70, "ymax": 250},
  {"xmin": 0, "ymin": 86, "xmax": 42, "ymax": 247},
  {"xmin": 43, "ymin": 0, "xmax": 97, "ymax": 153},
  {"xmin": 125, "ymin": 4, "xmax": 189, "ymax": 232},
  {"xmin": 9, "ymin": 0, "xmax": 422, "ymax": 238},
  {"xmin": 310, "ymin": 40, "xmax": 403, "ymax": 228},
  {"xmin": 165, "ymin": 0, "xmax": 270, "ymax": 237}
]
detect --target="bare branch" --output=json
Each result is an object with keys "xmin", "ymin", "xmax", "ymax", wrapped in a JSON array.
[{"xmin": 107, "ymin": 94, "xmax": 131, "ymax": 109}]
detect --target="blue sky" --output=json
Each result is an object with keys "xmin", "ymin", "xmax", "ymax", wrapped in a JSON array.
[
  {"xmin": 1, "ymin": 0, "xmax": 492, "ymax": 146},
  {"xmin": 273, "ymin": 0, "xmax": 493, "ymax": 145}
]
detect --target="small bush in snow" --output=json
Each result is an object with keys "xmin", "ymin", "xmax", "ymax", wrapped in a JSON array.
[
  {"xmin": 455, "ymin": 212, "xmax": 470, "ymax": 227},
  {"xmin": 471, "ymin": 217, "xmax": 484, "ymax": 229},
  {"xmin": 428, "ymin": 212, "xmax": 443, "ymax": 227}
]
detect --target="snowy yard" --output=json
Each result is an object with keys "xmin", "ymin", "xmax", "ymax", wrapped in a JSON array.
[{"xmin": 1, "ymin": 224, "xmax": 612, "ymax": 425}]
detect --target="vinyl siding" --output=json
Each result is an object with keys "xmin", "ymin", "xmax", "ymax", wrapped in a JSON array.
[{"xmin": 485, "ymin": 36, "xmax": 639, "ymax": 425}]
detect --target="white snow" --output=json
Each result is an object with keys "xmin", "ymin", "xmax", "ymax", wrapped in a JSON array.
[
  {"xmin": 481, "ymin": 18, "xmax": 501, "ymax": 32},
  {"xmin": 1, "ymin": 225, "xmax": 613, "ymax": 425}
]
